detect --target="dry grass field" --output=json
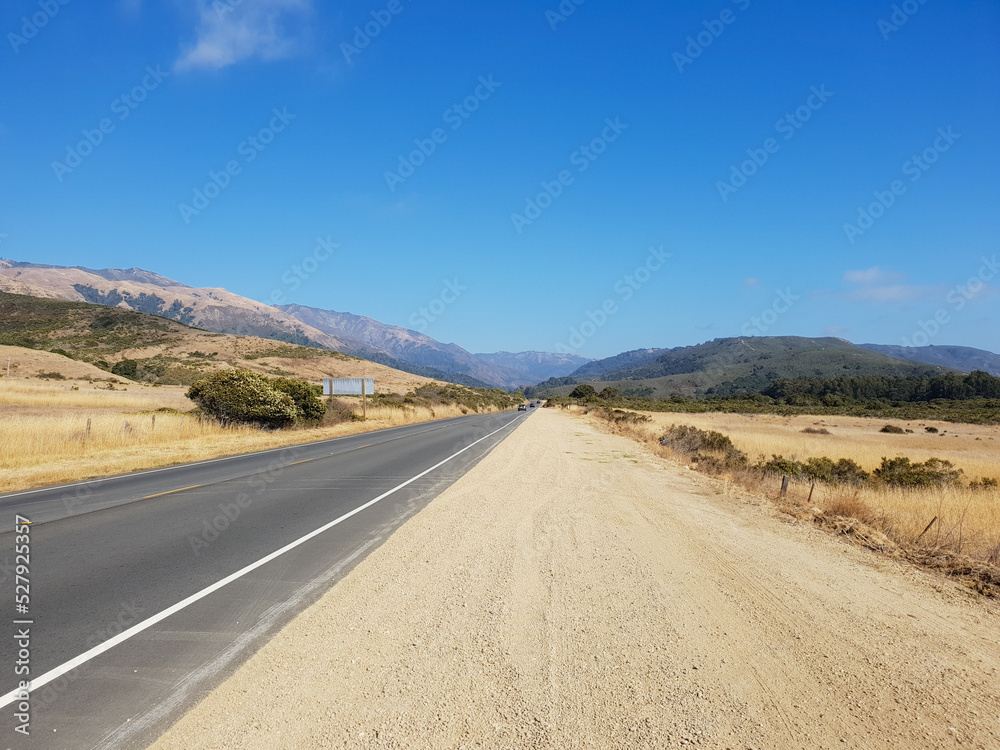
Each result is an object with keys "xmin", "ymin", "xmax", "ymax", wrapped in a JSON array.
[
  {"xmin": 642, "ymin": 411, "xmax": 1000, "ymax": 483},
  {"xmin": 577, "ymin": 406, "xmax": 1000, "ymax": 567},
  {"xmin": 0, "ymin": 378, "xmax": 477, "ymax": 494}
]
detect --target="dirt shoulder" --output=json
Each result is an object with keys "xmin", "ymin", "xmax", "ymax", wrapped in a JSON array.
[{"xmin": 150, "ymin": 408, "xmax": 1000, "ymax": 750}]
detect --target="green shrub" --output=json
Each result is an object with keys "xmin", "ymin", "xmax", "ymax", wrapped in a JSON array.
[
  {"xmin": 187, "ymin": 369, "xmax": 299, "ymax": 429},
  {"xmin": 569, "ymin": 384, "xmax": 598, "ymax": 400},
  {"xmin": 758, "ymin": 455, "xmax": 804, "ymax": 478},
  {"xmin": 880, "ymin": 424, "xmax": 906, "ymax": 434},
  {"xmin": 604, "ymin": 409, "xmax": 650, "ymax": 425},
  {"xmin": 873, "ymin": 456, "xmax": 963, "ymax": 487},
  {"xmin": 111, "ymin": 359, "xmax": 139, "ymax": 380},
  {"xmin": 271, "ymin": 377, "xmax": 326, "ymax": 423},
  {"xmin": 801, "ymin": 456, "xmax": 870, "ymax": 484},
  {"xmin": 659, "ymin": 424, "xmax": 745, "ymax": 463},
  {"xmin": 925, "ymin": 426, "xmax": 939, "ymax": 433},
  {"xmin": 691, "ymin": 453, "xmax": 746, "ymax": 473},
  {"xmin": 598, "ymin": 387, "xmax": 621, "ymax": 400},
  {"xmin": 969, "ymin": 477, "xmax": 999, "ymax": 490},
  {"xmin": 828, "ymin": 458, "xmax": 871, "ymax": 485}
]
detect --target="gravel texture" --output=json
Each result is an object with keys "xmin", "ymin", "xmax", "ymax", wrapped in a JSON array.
[{"xmin": 150, "ymin": 409, "xmax": 1000, "ymax": 749}]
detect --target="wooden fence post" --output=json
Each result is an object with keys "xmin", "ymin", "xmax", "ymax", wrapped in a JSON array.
[{"xmin": 780, "ymin": 475, "xmax": 790, "ymax": 497}]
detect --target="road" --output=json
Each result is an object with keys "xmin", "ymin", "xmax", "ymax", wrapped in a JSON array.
[
  {"xmin": 152, "ymin": 408, "xmax": 1000, "ymax": 750},
  {"xmin": 0, "ymin": 410, "xmax": 527, "ymax": 749}
]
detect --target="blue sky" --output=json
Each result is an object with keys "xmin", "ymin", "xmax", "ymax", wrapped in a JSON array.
[{"xmin": 1, "ymin": 0, "xmax": 997, "ymax": 359}]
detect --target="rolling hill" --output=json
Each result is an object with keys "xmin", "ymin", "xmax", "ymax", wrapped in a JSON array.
[
  {"xmin": 0, "ymin": 259, "xmax": 586, "ymax": 388},
  {"xmin": 0, "ymin": 291, "xmax": 435, "ymax": 393},
  {"xmin": 530, "ymin": 336, "xmax": 957, "ymax": 398},
  {"xmin": 860, "ymin": 344, "xmax": 1000, "ymax": 376},
  {"xmin": 0, "ymin": 259, "xmax": 349, "ymax": 350}
]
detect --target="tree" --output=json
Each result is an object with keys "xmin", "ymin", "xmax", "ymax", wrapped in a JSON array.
[
  {"xmin": 569, "ymin": 384, "xmax": 598, "ymax": 400},
  {"xmin": 598, "ymin": 387, "xmax": 620, "ymax": 400}
]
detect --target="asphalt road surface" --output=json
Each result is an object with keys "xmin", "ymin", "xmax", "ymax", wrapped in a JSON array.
[{"xmin": 0, "ymin": 410, "xmax": 527, "ymax": 749}]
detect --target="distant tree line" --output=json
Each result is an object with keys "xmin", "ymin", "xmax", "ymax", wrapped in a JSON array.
[{"xmin": 761, "ymin": 371, "xmax": 1000, "ymax": 403}]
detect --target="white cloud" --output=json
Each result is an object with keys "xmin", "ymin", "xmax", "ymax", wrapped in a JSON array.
[
  {"xmin": 842, "ymin": 266, "xmax": 903, "ymax": 285},
  {"xmin": 848, "ymin": 285, "xmax": 930, "ymax": 302},
  {"xmin": 839, "ymin": 266, "xmax": 936, "ymax": 302},
  {"xmin": 175, "ymin": 0, "xmax": 312, "ymax": 72}
]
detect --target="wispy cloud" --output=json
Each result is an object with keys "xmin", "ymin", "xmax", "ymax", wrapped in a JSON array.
[
  {"xmin": 842, "ymin": 266, "xmax": 903, "ymax": 285},
  {"xmin": 175, "ymin": 0, "xmax": 312, "ymax": 72},
  {"xmin": 838, "ymin": 266, "xmax": 937, "ymax": 303},
  {"xmin": 848, "ymin": 285, "xmax": 932, "ymax": 302},
  {"xmin": 742, "ymin": 277, "xmax": 761, "ymax": 289}
]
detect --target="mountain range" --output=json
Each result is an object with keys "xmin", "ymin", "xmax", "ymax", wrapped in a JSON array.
[
  {"xmin": 528, "ymin": 336, "xmax": 994, "ymax": 398},
  {"xmin": 3, "ymin": 259, "xmax": 996, "ymax": 393},
  {"xmin": 0, "ymin": 260, "xmax": 587, "ymax": 389}
]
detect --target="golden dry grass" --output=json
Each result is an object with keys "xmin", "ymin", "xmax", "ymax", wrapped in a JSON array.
[
  {"xmin": 0, "ymin": 344, "xmax": 114, "ymax": 380},
  {"xmin": 640, "ymin": 411, "xmax": 1000, "ymax": 483},
  {"xmin": 0, "ymin": 379, "xmax": 483, "ymax": 493},
  {"xmin": 579, "ymin": 407, "xmax": 1000, "ymax": 565},
  {"xmin": 0, "ymin": 378, "xmax": 193, "ymax": 411}
]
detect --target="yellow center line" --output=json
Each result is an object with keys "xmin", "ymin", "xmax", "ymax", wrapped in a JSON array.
[
  {"xmin": 331, "ymin": 444, "xmax": 372, "ymax": 455},
  {"xmin": 144, "ymin": 484, "xmax": 200, "ymax": 499},
  {"xmin": 288, "ymin": 459, "xmax": 314, "ymax": 466}
]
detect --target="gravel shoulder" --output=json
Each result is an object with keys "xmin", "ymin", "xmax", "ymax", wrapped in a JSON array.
[{"xmin": 150, "ymin": 408, "xmax": 1000, "ymax": 750}]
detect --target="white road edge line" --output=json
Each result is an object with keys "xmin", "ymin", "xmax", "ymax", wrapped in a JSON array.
[
  {"xmin": 0, "ymin": 416, "xmax": 520, "ymax": 709},
  {"xmin": 0, "ymin": 412, "xmax": 488, "ymax": 500}
]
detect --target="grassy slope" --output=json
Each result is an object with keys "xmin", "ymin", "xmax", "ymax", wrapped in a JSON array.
[{"xmin": 0, "ymin": 291, "xmax": 432, "ymax": 391}]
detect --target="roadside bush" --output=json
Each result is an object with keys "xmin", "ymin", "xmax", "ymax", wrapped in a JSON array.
[
  {"xmin": 691, "ymin": 452, "xmax": 748, "ymax": 473},
  {"xmin": 325, "ymin": 398, "xmax": 364, "ymax": 424},
  {"xmin": 969, "ymin": 478, "xmax": 999, "ymax": 490},
  {"xmin": 880, "ymin": 424, "xmax": 906, "ymax": 434},
  {"xmin": 758, "ymin": 455, "xmax": 804, "ymax": 478},
  {"xmin": 271, "ymin": 377, "xmax": 326, "ymax": 423},
  {"xmin": 659, "ymin": 425, "xmax": 746, "ymax": 469},
  {"xmin": 186, "ymin": 369, "xmax": 299, "ymax": 429},
  {"xmin": 828, "ymin": 458, "xmax": 871, "ymax": 485},
  {"xmin": 925, "ymin": 426, "xmax": 939, "ymax": 433},
  {"xmin": 800, "ymin": 456, "xmax": 870, "ymax": 485},
  {"xmin": 604, "ymin": 409, "xmax": 650, "ymax": 425},
  {"xmin": 873, "ymin": 456, "xmax": 963, "ymax": 487},
  {"xmin": 405, "ymin": 384, "xmax": 521, "ymax": 412},
  {"xmin": 598, "ymin": 387, "xmax": 621, "ymax": 400},
  {"xmin": 569, "ymin": 384, "xmax": 598, "ymax": 401}
]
